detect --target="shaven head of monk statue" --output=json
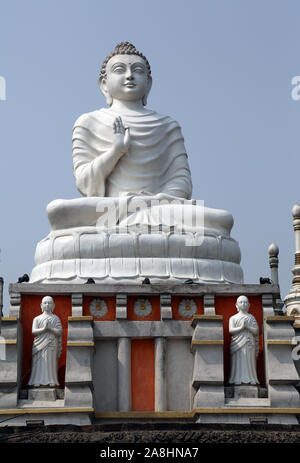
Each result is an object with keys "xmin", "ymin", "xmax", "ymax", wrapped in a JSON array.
[
  {"xmin": 41, "ymin": 295, "xmax": 55, "ymax": 314},
  {"xmin": 236, "ymin": 295, "xmax": 250, "ymax": 313},
  {"xmin": 98, "ymin": 42, "xmax": 152, "ymax": 109}
]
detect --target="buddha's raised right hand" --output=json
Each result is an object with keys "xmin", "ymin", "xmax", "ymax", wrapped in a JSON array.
[{"xmin": 112, "ymin": 116, "xmax": 130, "ymax": 155}]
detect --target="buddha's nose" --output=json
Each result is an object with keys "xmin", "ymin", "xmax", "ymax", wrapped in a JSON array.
[{"xmin": 125, "ymin": 70, "xmax": 134, "ymax": 80}]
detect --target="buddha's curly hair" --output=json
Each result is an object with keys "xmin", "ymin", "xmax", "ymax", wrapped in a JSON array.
[{"xmin": 99, "ymin": 42, "xmax": 151, "ymax": 82}]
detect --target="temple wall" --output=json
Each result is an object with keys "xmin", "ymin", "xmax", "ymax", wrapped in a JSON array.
[{"xmin": 0, "ymin": 282, "xmax": 299, "ymax": 426}]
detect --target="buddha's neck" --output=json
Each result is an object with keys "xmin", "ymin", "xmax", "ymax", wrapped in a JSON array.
[{"xmin": 110, "ymin": 99, "xmax": 149, "ymax": 115}]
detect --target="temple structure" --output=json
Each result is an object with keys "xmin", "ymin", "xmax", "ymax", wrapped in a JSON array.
[{"xmin": 0, "ymin": 43, "xmax": 300, "ymax": 427}]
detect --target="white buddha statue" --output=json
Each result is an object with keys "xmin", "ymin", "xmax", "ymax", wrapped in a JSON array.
[
  {"xmin": 30, "ymin": 42, "xmax": 243, "ymax": 284},
  {"xmin": 72, "ymin": 42, "xmax": 192, "ymax": 199}
]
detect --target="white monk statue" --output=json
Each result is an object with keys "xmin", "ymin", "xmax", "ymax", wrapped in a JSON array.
[
  {"xmin": 30, "ymin": 42, "xmax": 243, "ymax": 285},
  {"xmin": 28, "ymin": 296, "xmax": 63, "ymax": 388},
  {"xmin": 228, "ymin": 295, "xmax": 259, "ymax": 385}
]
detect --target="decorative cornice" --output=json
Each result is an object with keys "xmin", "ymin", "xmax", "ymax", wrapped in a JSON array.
[
  {"xmin": 0, "ymin": 407, "xmax": 94, "ymax": 415},
  {"xmin": 67, "ymin": 341, "xmax": 95, "ymax": 347},
  {"xmin": 95, "ymin": 408, "xmax": 300, "ymax": 418},
  {"xmin": 266, "ymin": 316, "xmax": 295, "ymax": 321},
  {"xmin": 191, "ymin": 340, "xmax": 224, "ymax": 345},
  {"xmin": 267, "ymin": 340, "xmax": 295, "ymax": 345}
]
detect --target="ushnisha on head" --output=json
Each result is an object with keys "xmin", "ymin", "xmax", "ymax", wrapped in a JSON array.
[
  {"xmin": 236, "ymin": 295, "xmax": 250, "ymax": 313},
  {"xmin": 98, "ymin": 42, "xmax": 152, "ymax": 107},
  {"xmin": 41, "ymin": 296, "xmax": 55, "ymax": 313}
]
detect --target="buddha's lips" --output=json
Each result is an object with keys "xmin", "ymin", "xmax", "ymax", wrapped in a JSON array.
[{"xmin": 124, "ymin": 83, "xmax": 136, "ymax": 88}]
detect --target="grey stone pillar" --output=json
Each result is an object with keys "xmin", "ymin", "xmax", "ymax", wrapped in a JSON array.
[
  {"xmin": 117, "ymin": 337, "xmax": 131, "ymax": 411},
  {"xmin": 71, "ymin": 294, "xmax": 83, "ymax": 316},
  {"xmin": 191, "ymin": 315, "xmax": 224, "ymax": 408},
  {"xmin": 64, "ymin": 316, "xmax": 94, "ymax": 411},
  {"xmin": 155, "ymin": 337, "xmax": 167, "ymax": 411},
  {"xmin": 262, "ymin": 294, "xmax": 275, "ymax": 317},
  {"xmin": 9, "ymin": 292, "xmax": 21, "ymax": 319},
  {"xmin": 203, "ymin": 295, "xmax": 215, "ymax": 315},
  {"xmin": 116, "ymin": 294, "xmax": 127, "ymax": 320},
  {"xmin": 160, "ymin": 294, "xmax": 172, "ymax": 319},
  {"xmin": 0, "ymin": 317, "xmax": 22, "ymax": 408},
  {"xmin": 265, "ymin": 316, "xmax": 299, "ymax": 419}
]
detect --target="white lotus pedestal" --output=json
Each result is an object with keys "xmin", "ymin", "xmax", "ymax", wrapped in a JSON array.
[{"xmin": 30, "ymin": 198, "xmax": 244, "ymax": 285}]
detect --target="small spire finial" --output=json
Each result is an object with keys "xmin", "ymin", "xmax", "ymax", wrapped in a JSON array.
[
  {"xmin": 268, "ymin": 243, "xmax": 279, "ymax": 258},
  {"xmin": 268, "ymin": 243, "xmax": 279, "ymax": 285},
  {"xmin": 292, "ymin": 203, "xmax": 300, "ymax": 218}
]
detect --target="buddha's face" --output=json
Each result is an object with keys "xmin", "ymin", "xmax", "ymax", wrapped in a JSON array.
[
  {"xmin": 236, "ymin": 296, "xmax": 250, "ymax": 313},
  {"xmin": 101, "ymin": 54, "xmax": 151, "ymax": 104},
  {"xmin": 41, "ymin": 296, "xmax": 55, "ymax": 313}
]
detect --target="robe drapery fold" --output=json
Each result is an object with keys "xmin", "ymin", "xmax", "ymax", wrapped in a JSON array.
[{"xmin": 72, "ymin": 108, "xmax": 192, "ymax": 199}]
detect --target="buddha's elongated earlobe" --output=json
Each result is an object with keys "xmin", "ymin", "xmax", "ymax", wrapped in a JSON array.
[
  {"xmin": 142, "ymin": 95, "xmax": 147, "ymax": 106},
  {"xmin": 99, "ymin": 78, "xmax": 113, "ymax": 107},
  {"xmin": 106, "ymin": 93, "xmax": 113, "ymax": 106},
  {"xmin": 142, "ymin": 76, "xmax": 152, "ymax": 106}
]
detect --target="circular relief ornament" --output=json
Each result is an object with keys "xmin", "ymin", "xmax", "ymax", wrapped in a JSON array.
[
  {"xmin": 90, "ymin": 298, "xmax": 108, "ymax": 318},
  {"xmin": 134, "ymin": 298, "xmax": 152, "ymax": 317},
  {"xmin": 178, "ymin": 298, "xmax": 197, "ymax": 318}
]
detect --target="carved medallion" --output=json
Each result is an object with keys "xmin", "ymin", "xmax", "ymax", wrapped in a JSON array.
[
  {"xmin": 178, "ymin": 298, "xmax": 197, "ymax": 318},
  {"xmin": 90, "ymin": 298, "xmax": 108, "ymax": 318},
  {"xmin": 134, "ymin": 298, "xmax": 152, "ymax": 317}
]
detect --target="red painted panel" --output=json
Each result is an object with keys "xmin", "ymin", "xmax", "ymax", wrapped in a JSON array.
[
  {"xmin": 21, "ymin": 295, "xmax": 71, "ymax": 388},
  {"xmin": 131, "ymin": 339, "xmax": 155, "ymax": 411},
  {"xmin": 82, "ymin": 296, "xmax": 116, "ymax": 321},
  {"xmin": 172, "ymin": 296, "xmax": 204, "ymax": 320},
  {"xmin": 215, "ymin": 296, "xmax": 265, "ymax": 387},
  {"xmin": 127, "ymin": 296, "xmax": 160, "ymax": 321}
]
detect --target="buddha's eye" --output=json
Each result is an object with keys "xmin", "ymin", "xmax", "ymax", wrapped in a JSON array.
[
  {"xmin": 112, "ymin": 66, "xmax": 126, "ymax": 73},
  {"xmin": 133, "ymin": 67, "xmax": 145, "ymax": 74}
]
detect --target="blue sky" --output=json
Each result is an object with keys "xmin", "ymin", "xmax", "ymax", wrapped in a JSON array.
[{"xmin": 0, "ymin": 0, "xmax": 299, "ymax": 313}]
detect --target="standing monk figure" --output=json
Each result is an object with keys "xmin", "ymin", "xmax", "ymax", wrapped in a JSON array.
[
  {"xmin": 228, "ymin": 295, "xmax": 259, "ymax": 385},
  {"xmin": 28, "ymin": 296, "xmax": 62, "ymax": 388}
]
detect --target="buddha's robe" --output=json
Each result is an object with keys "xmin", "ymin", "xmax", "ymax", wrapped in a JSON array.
[
  {"xmin": 228, "ymin": 312, "xmax": 259, "ymax": 385},
  {"xmin": 72, "ymin": 108, "xmax": 192, "ymax": 199},
  {"xmin": 28, "ymin": 313, "xmax": 62, "ymax": 387}
]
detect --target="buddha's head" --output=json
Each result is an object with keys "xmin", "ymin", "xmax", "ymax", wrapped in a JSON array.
[
  {"xmin": 236, "ymin": 295, "xmax": 250, "ymax": 313},
  {"xmin": 41, "ymin": 295, "xmax": 55, "ymax": 314},
  {"xmin": 99, "ymin": 42, "xmax": 152, "ymax": 107}
]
